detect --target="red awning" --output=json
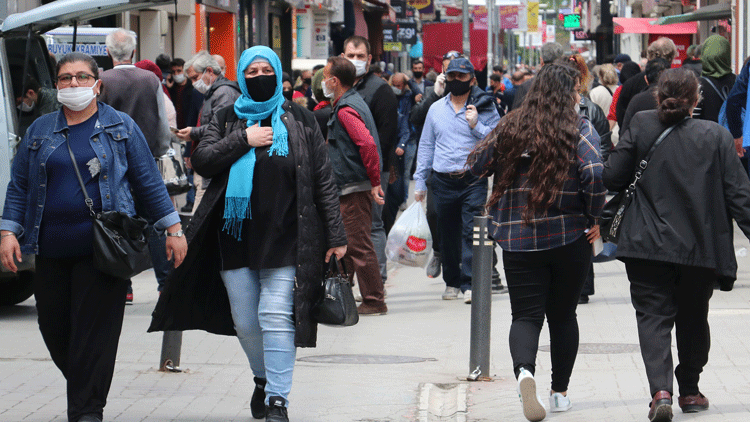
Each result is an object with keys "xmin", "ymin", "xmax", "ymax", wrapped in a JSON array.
[
  {"xmin": 613, "ymin": 17, "xmax": 697, "ymax": 34},
  {"xmin": 422, "ymin": 22, "xmax": 488, "ymax": 72}
]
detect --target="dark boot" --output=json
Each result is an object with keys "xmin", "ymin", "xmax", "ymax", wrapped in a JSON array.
[{"xmin": 251, "ymin": 377, "xmax": 266, "ymax": 419}]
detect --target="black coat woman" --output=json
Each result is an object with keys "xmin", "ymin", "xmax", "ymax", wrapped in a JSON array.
[
  {"xmin": 149, "ymin": 46, "xmax": 347, "ymax": 422},
  {"xmin": 603, "ymin": 68, "xmax": 750, "ymax": 422}
]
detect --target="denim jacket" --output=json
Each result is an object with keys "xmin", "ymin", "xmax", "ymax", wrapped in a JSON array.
[{"xmin": 1, "ymin": 102, "xmax": 180, "ymax": 255}]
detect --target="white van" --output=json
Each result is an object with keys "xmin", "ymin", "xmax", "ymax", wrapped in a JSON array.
[{"xmin": 0, "ymin": 0, "xmax": 171, "ymax": 305}]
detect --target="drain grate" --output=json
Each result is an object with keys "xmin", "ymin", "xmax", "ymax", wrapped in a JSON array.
[
  {"xmin": 539, "ymin": 343, "xmax": 640, "ymax": 354},
  {"xmin": 297, "ymin": 354, "xmax": 436, "ymax": 364}
]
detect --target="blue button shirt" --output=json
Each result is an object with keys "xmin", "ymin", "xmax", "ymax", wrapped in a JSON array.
[{"xmin": 414, "ymin": 93, "xmax": 500, "ymax": 192}]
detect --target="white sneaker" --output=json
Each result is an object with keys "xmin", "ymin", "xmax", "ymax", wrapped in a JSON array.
[
  {"xmin": 463, "ymin": 289, "xmax": 472, "ymax": 304},
  {"xmin": 517, "ymin": 368, "xmax": 546, "ymax": 422},
  {"xmin": 442, "ymin": 286, "xmax": 460, "ymax": 300},
  {"xmin": 352, "ymin": 284, "xmax": 363, "ymax": 302},
  {"xmin": 549, "ymin": 392, "xmax": 572, "ymax": 412}
]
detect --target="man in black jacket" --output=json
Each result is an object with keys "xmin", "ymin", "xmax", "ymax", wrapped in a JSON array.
[
  {"xmin": 616, "ymin": 37, "xmax": 677, "ymax": 127},
  {"xmin": 343, "ymin": 36, "xmax": 398, "ymax": 286}
]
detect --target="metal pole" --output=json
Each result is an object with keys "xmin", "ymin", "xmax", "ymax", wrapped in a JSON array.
[
  {"xmin": 487, "ymin": 0, "xmax": 495, "ymax": 87},
  {"xmin": 468, "ymin": 216, "xmax": 492, "ymax": 381},
  {"xmin": 462, "ymin": 0, "xmax": 471, "ymax": 58},
  {"xmin": 159, "ymin": 331, "xmax": 183, "ymax": 372}
]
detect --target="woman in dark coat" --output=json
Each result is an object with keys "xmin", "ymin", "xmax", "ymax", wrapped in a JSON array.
[
  {"xmin": 149, "ymin": 46, "xmax": 346, "ymax": 422},
  {"xmin": 603, "ymin": 68, "xmax": 750, "ymax": 422}
]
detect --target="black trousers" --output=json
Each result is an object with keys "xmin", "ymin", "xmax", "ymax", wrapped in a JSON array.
[
  {"xmin": 624, "ymin": 258, "xmax": 715, "ymax": 397},
  {"xmin": 502, "ymin": 235, "xmax": 591, "ymax": 392},
  {"xmin": 34, "ymin": 255, "xmax": 128, "ymax": 422}
]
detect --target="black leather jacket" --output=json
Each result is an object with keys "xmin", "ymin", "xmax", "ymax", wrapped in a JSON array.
[{"xmin": 579, "ymin": 96, "xmax": 612, "ymax": 161}]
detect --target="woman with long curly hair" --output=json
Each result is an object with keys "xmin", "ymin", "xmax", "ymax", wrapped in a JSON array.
[{"xmin": 469, "ymin": 64, "xmax": 606, "ymax": 422}]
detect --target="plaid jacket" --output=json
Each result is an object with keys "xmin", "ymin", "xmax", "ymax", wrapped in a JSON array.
[{"xmin": 484, "ymin": 117, "xmax": 606, "ymax": 251}]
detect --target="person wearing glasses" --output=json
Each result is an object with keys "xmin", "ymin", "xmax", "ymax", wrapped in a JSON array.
[{"xmin": 0, "ymin": 52, "xmax": 187, "ymax": 422}]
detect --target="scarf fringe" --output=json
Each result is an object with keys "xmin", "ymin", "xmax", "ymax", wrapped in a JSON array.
[{"xmin": 223, "ymin": 196, "xmax": 252, "ymax": 241}]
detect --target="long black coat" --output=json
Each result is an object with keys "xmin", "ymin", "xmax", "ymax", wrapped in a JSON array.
[
  {"xmin": 148, "ymin": 103, "xmax": 347, "ymax": 347},
  {"xmin": 603, "ymin": 111, "xmax": 750, "ymax": 285}
]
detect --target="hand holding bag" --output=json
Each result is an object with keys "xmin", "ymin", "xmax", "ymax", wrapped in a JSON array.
[
  {"xmin": 600, "ymin": 119, "xmax": 685, "ymax": 243},
  {"xmin": 311, "ymin": 256, "xmax": 359, "ymax": 327},
  {"xmin": 66, "ymin": 136, "xmax": 151, "ymax": 279}
]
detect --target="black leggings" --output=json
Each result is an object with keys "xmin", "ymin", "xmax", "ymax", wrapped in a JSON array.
[
  {"xmin": 34, "ymin": 255, "xmax": 128, "ymax": 422},
  {"xmin": 502, "ymin": 235, "xmax": 591, "ymax": 392}
]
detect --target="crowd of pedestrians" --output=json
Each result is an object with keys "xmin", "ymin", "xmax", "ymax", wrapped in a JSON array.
[{"xmin": 3, "ymin": 27, "xmax": 750, "ymax": 422}]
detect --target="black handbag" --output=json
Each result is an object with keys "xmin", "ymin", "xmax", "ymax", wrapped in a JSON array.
[
  {"xmin": 66, "ymin": 136, "xmax": 151, "ymax": 279},
  {"xmin": 600, "ymin": 119, "xmax": 684, "ymax": 243},
  {"xmin": 311, "ymin": 256, "xmax": 359, "ymax": 327}
]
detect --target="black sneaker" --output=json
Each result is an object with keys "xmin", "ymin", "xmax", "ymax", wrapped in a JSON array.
[
  {"xmin": 265, "ymin": 396, "xmax": 289, "ymax": 422},
  {"xmin": 251, "ymin": 377, "xmax": 266, "ymax": 419},
  {"xmin": 180, "ymin": 202, "xmax": 194, "ymax": 213},
  {"xmin": 78, "ymin": 415, "xmax": 102, "ymax": 422}
]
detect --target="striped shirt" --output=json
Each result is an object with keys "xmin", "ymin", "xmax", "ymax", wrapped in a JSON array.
[{"xmin": 483, "ymin": 117, "xmax": 606, "ymax": 251}]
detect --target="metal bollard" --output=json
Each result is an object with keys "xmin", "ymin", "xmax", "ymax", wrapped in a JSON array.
[
  {"xmin": 159, "ymin": 331, "xmax": 183, "ymax": 372},
  {"xmin": 468, "ymin": 216, "xmax": 493, "ymax": 381}
]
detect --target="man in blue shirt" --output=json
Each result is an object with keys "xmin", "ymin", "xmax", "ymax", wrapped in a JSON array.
[{"xmin": 414, "ymin": 58, "xmax": 501, "ymax": 303}]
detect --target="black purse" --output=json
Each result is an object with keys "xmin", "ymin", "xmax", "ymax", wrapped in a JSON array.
[
  {"xmin": 311, "ymin": 256, "xmax": 359, "ymax": 327},
  {"xmin": 65, "ymin": 136, "xmax": 151, "ymax": 279},
  {"xmin": 600, "ymin": 120, "xmax": 684, "ymax": 243}
]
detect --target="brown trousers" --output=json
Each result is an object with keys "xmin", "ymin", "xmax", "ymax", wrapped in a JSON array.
[{"xmin": 339, "ymin": 190, "xmax": 385, "ymax": 306}]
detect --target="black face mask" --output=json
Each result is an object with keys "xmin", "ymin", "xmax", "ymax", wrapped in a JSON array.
[
  {"xmin": 283, "ymin": 90, "xmax": 293, "ymax": 101},
  {"xmin": 413, "ymin": 71, "xmax": 423, "ymax": 79},
  {"xmin": 446, "ymin": 78, "xmax": 472, "ymax": 96},
  {"xmin": 245, "ymin": 74, "xmax": 277, "ymax": 102},
  {"xmin": 303, "ymin": 78, "xmax": 312, "ymax": 86}
]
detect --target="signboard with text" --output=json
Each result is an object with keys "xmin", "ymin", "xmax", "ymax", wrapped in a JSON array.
[{"xmin": 500, "ymin": 6, "xmax": 519, "ymax": 29}]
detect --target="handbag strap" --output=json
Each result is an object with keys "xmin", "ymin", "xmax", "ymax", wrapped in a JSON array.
[
  {"xmin": 64, "ymin": 133, "xmax": 96, "ymax": 217},
  {"xmin": 627, "ymin": 117, "xmax": 687, "ymax": 191},
  {"xmin": 327, "ymin": 255, "xmax": 348, "ymax": 279}
]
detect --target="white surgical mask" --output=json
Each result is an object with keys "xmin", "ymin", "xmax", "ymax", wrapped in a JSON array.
[
  {"xmin": 193, "ymin": 72, "xmax": 211, "ymax": 94},
  {"xmin": 18, "ymin": 100, "xmax": 35, "ymax": 113},
  {"xmin": 173, "ymin": 73, "xmax": 186, "ymax": 84},
  {"xmin": 322, "ymin": 78, "xmax": 335, "ymax": 99},
  {"xmin": 349, "ymin": 59, "xmax": 368, "ymax": 77},
  {"xmin": 57, "ymin": 82, "xmax": 98, "ymax": 111}
]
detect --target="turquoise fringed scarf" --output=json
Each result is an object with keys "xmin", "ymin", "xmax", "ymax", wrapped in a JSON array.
[{"xmin": 224, "ymin": 46, "xmax": 288, "ymax": 240}]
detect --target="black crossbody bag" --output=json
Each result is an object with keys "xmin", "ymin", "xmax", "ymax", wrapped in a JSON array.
[
  {"xmin": 65, "ymin": 135, "xmax": 151, "ymax": 279},
  {"xmin": 600, "ymin": 119, "xmax": 685, "ymax": 243}
]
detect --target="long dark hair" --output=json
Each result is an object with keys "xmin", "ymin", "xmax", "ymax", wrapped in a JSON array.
[
  {"xmin": 469, "ymin": 64, "xmax": 580, "ymax": 223},
  {"xmin": 656, "ymin": 68, "xmax": 699, "ymax": 125}
]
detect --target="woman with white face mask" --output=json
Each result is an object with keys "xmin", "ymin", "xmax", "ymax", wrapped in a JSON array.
[{"xmin": 0, "ymin": 52, "xmax": 187, "ymax": 422}]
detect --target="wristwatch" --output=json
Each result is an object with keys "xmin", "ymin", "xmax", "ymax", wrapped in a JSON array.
[{"xmin": 166, "ymin": 229, "xmax": 184, "ymax": 237}]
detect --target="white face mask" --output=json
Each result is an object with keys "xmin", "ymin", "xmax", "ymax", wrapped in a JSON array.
[
  {"xmin": 322, "ymin": 78, "xmax": 335, "ymax": 99},
  {"xmin": 57, "ymin": 82, "xmax": 98, "ymax": 112},
  {"xmin": 193, "ymin": 71, "xmax": 211, "ymax": 94},
  {"xmin": 18, "ymin": 100, "xmax": 35, "ymax": 113},
  {"xmin": 173, "ymin": 73, "xmax": 186, "ymax": 84},
  {"xmin": 349, "ymin": 59, "xmax": 368, "ymax": 77}
]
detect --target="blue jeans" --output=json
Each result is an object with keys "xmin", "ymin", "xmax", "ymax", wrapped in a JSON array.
[
  {"xmin": 220, "ymin": 266, "xmax": 296, "ymax": 405},
  {"xmin": 372, "ymin": 171, "xmax": 388, "ymax": 282},
  {"xmin": 431, "ymin": 172, "xmax": 488, "ymax": 292}
]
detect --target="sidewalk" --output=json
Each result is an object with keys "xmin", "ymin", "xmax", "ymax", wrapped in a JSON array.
[{"xmin": 2, "ymin": 227, "xmax": 750, "ymax": 422}]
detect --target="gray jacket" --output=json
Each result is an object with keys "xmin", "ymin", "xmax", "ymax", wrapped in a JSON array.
[{"xmin": 190, "ymin": 75, "xmax": 241, "ymax": 143}]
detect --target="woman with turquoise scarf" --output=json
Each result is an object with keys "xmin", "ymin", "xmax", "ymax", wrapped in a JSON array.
[{"xmin": 148, "ymin": 46, "xmax": 347, "ymax": 422}]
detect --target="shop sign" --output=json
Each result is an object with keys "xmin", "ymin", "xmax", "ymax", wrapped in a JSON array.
[
  {"xmin": 500, "ymin": 6, "xmax": 519, "ymax": 29},
  {"xmin": 384, "ymin": 42, "xmax": 403, "ymax": 51}
]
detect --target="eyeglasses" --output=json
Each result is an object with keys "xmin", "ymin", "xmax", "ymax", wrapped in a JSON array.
[{"xmin": 57, "ymin": 73, "xmax": 96, "ymax": 87}]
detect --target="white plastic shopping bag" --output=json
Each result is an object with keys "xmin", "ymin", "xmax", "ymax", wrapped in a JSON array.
[{"xmin": 386, "ymin": 202, "xmax": 433, "ymax": 267}]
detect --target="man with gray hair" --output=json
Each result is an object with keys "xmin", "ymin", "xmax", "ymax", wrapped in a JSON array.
[
  {"xmin": 511, "ymin": 42, "xmax": 564, "ymax": 110},
  {"xmin": 99, "ymin": 28, "xmax": 175, "ymax": 302},
  {"xmin": 616, "ymin": 36, "xmax": 678, "ymax": 126},
  {"xmin": 176, "ymin": 51, "xmax": 241, "ymax": 212}
]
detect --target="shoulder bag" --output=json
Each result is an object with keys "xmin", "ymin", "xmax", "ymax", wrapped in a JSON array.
[
  {"xmin": 600, "ymin": 119, "xmax": 685, "ymax": 243},
  {"xmin": 311, "ymin": 256, "xmax": 359, "ymax": 327},
  {"xmin": 157, "ymin": 138, "xmax": 192, "ymax": 196},
  {"xmin": 65, "ymin": 135, "xmax": 151, "ymax": 279}
]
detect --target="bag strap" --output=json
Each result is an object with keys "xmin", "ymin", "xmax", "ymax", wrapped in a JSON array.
[
  {"xmin": 628, "ymin": 117, "xmax": 687, "ymax": 191},
  {"xmin": 64, "ymin": 133, "xmax": 96, "ymax": 216},
  {"xmin": 700, "ymin": 76, "xmax": 728, "ymax": 102},
  {"xmin": 327, "ymin": 255, "xmax": 348, "ymax": 279}
]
